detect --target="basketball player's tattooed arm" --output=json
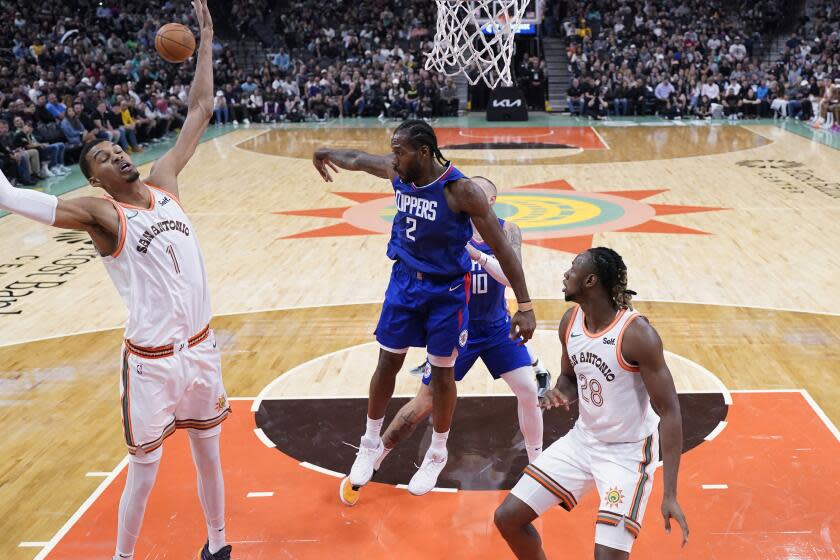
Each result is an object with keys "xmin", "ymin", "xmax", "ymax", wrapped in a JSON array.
[
  {"xmin": 540, "ymin": 307, "xmax": 578, "ymax": 410},
  {"xmin": 623, "ymin": 317, "xmax": 690, "ymax": 547},
  {"xmin": 452, "ymin": 178, "xmax": 536, "ymax": 342},
  {"xmin": 147, "ymin": 0, "xmax": 215, "ymax": 196},
  {"xmin": 312, "ymin": 148, "xmax": 395, "ymax": 181},
  {"xmin": 466, "ymin": 221, "xmax": 522, "ymax": 287}
]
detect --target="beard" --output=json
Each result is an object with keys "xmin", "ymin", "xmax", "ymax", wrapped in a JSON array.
[{"xmin": 127, "ymin": 170, "xmax": 141, "ymax": 182}]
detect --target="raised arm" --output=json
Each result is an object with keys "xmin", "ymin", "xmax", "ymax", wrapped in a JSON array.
[
  {"xmin": 312, "ymin": 147, "xmax": 395, "ymax": 181},
  {"xmin": 622, "ymin": 317, "xmax": 689, "ymax": 547},
  {"xmin": 1, "ymin": 169, "xmax": 120, "ymax": 253},
  {"xmin": 147, "ymin": 0, "xmax": 214, "ymax": 196},
  {"xmin": 452, "ymin": 179, "xmax": 535, "ymax": 342},
  {"xmin": 466, "ymin": 220, "xmax": 522, "ymax": 287}
]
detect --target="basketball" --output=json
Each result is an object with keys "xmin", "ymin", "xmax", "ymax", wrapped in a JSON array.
[{"xmin": 155, "ymin": 23, "xmax": 195, "ymax": 63}]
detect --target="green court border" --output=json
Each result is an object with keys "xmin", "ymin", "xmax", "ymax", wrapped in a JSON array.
[{"xmin": 3, "ymin": 115, "xmax": 837, "ymax": 219}]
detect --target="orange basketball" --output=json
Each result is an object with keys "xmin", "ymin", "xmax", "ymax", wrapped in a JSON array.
[{"xmin": 155, "ymin": 23, "xmax": 196, "ymax": 63}]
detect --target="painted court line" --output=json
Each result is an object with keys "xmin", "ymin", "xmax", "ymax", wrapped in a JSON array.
[
  {"xmin": 253, "ymin": 427, "xmax": 276, "ymax": 449},
  {"xmin": 799, "ymin": 389, "xmax": 840, "ymax": 442},
  {"xmin": 33, "ymin": 456, "xmax": 129, "ymax": 560},
  {"xmin": 591, "ymin": 126, "xmax": 611, "ymax": 150},
  {"xmin": 85, "ymin": 472, "xmax": 111, "ymax": 478},
  {"xmin": 395, "ymin": 484, "xmax": 458, "ymax": 493},
  {"xmin": 247, "ymin": 492, "xmax": 274, "ymax": 498},
  {"xmin": 300, "ymin": 462, "xmax": 344, "ymax": 479},
  {"xmin": 18, "ymin": 542, "xmax": 48, "ymax": 548},
  {"xmin": 702, "ymin": 484, "xmax": 729, "ymax": 490},
  {"xmin": 705, "ymin": 420, "xmax": 728, "ymax": 442}
]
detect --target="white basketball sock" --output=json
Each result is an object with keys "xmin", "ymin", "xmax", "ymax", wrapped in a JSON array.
[
  {"xmin": 115, "ymin": 454, "xmax": 161, "ymax": 558},
  {"xmin": 362, "ymin": 415, "xmax": 384, "ymax": 448},
  {"xmin": 503, "ymin": 366, "xmax": 544, "ymax": 462},
  {"xmin": 189, "ymin": 431, "xmax": 226, "ymax": 554},
  {"xmin": 428, "ymin": 429, "xmax": 449, "ymax": 460}
]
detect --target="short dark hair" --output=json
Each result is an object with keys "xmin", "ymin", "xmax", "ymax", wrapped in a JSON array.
[
  {"xmin": 79, "ymin": 138, "xmax": 109, "ymax": 179},
  {"xmin": 393, "ymin": 120, "xmax": 449, "ymax": 166}
]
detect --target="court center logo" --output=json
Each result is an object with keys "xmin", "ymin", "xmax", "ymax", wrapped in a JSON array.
[{"xmin": 276, "ymin": 178, "xmax": 725, "ymax": 253}]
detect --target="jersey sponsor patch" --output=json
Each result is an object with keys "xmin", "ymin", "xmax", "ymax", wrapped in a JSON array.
[{"xmin": 459, "ymin": 329, "xmax": 469, "ymax": 347}]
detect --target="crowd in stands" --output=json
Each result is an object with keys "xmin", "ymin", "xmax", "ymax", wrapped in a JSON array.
[
  {"xmin": 1, "ymin": 0, "xmax": 837, "ymax": 187},
  {"xmin": 0, "ymin": 0, "xmax": 459, "ymax": 187},
  {"xmin": 216, "ymin": 0, "xmax": 461, "ymax": 123},
  {"xmin": 558, "ymin": 0, "xmax": 839, "ymax": 128}
]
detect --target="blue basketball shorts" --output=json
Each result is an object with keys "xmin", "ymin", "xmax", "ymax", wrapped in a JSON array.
[
  {"xmin": 375, "ymin": 260, "xmax": 471, "ymax": 359},
  {"xmin": 422, "ymin": 318, "xmax": 532, "ymax": 384}
]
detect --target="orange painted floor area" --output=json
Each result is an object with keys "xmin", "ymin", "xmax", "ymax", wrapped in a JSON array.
[{"xmin": 46, "ymin": 392, "xmax": 839, "ymax": 559}]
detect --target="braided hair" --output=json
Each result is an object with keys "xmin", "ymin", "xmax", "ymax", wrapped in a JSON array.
[
  {"xmin": 587, "ymin": 247, "xmax": 637, "ymax": 309},
  {"xmin": 394, "ymin": 120, "xmax": 450, "ymax": 167}
]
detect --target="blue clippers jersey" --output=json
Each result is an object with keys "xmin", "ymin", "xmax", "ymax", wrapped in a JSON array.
[
  {"xmin": 467, "ymin": 218, "xmax": 509, "ymax": 328},
  {"xmin": 386, "ymin": 164, "xmax": 472, "ymax": 277}
]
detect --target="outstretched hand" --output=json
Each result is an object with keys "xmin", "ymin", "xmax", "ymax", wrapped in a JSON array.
[
  {"xmin": 313, "ymin": 150, "xmax": 339, "ymax": 182},
  {"xmin": 193, "ymin": 0, "xmax": 213, "ymax": 33}
]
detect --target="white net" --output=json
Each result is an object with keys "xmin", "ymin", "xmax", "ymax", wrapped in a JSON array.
[{"xmin": 425, "ymin": 0, "xmax": 529, "ymax": 89}]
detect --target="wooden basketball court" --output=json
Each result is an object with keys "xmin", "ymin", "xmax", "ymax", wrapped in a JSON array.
[{"xmin": 1, "ymin": 116, "xmax": 839, "ymax": 559}]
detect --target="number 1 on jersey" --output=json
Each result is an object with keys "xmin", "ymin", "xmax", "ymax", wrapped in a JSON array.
[
  {"xmin": 405, "ymin": 216, "xmax": 417, "ymax": 241},
  {"xmin": 166, "ymin": 244, "xmax": 181, "ymax": 274}
]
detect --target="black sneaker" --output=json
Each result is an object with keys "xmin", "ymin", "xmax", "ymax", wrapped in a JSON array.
[{"xmin": 200, "ymin": 542, "xmax": 232, "ymax": 560}]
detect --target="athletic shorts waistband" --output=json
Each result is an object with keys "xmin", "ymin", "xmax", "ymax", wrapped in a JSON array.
[{"xmin": 125, "ymin": 324, "xmax": 211, "ymax": 359}]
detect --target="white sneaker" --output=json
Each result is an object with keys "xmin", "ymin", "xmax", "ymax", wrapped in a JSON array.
[
  {"xmin": 243, "ymin": 118, "xmax": 250, "ymax": 124},
  {"xmin": 348, "ymin": 437, "xmax": 384, "ymax": 487},
  {"xmin": 40, "ymin": 164, "xmax": 55, "ymax": 177},
  {"xmin": 408, "ymin": 450, "xmax": 448, "ymax": 496}
]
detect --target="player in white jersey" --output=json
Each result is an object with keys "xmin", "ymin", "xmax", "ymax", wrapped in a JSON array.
[
  {"xmin": 0, "ymin": 2, "xmax": 231, "ymax": 559},
  {"xmin": 494, "ymin": 248, "xmax": 689, "ymax": 559}
]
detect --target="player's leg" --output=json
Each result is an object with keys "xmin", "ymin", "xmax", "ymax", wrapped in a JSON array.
[
  {"xmin": 594, "ymin": 544, "xmax": 629, "ymax": 560},
  {"xmin": 493, "ymin": 494, "xmax": 547, "ymax": 560},
  {"xmin": 346, "ymin": 347, "xmax": 407, "ymax": 488},
  {"xmin": 114, "ymin": 348, "xmax": 178, "ymax": 559},
  {"xmin": 590, "ymin": 431, "xmax": 659, "ymax": 559},
  {"xmin": 483, "ymin": 333, "xmax": 543, "ymax": 461},
  {"xmin": 359, "ymin": 263, "xmax": 424, "ymax": 486},
  {"xmin": 176, "ymin": 332, "xmax": 232, "ymax": 558},
  {"xmin": 411, "ymin": 274, "xmax": 470, "ymax": 494},
  {"xmin": 407, "ymin": 358, "xmax": 457, "ymax": 495},
  {"xmin": 382, "ymin": 380, "xmax": 434, "ymax": 451},
  {"xmin": 497, "ymin": 427, "xmax": 595, "ymax": 559},
  {"xmin": 114, "ymin": 450, "xmax": 162, "ymax": 559},
  {"xmin": 501, "ymin": 366, "xmax": 544, "ymax": 462},
  {"xmin": 188, "ymin": 427, "xmax": 229, "ymax": 558}
]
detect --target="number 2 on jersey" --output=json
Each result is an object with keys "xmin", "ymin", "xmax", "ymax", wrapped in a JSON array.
[
  {"xmin": 166, "ymin": 244, "xmax": 181, "ymax": 274},
  {"xmin": 578, "ymin": 373, "xmax": 603, "ymax": 407},
  {"xmin": 405, "ymin": 216, "xmax": 417, "ymax": 241}
]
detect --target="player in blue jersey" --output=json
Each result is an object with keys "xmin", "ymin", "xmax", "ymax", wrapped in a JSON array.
[
  {"xmin": 313, "ymin": 121, "xmax": 536, "ymax": 498},
  {"xmin": 334, "ymin": 176, "xmax": 551, "ymax": 505}
]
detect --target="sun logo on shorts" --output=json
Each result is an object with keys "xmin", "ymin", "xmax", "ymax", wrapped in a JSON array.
[
  {"xmin": 215, "ymin": 394, "xmax": 227, "ymax": 412},
  {"xmin": 605, "ymin": 487, "xmax": 624, "ymax": 509},
  {"xmin": 459, "ymin": 329, "xmax": 469, "ymax": 348}
]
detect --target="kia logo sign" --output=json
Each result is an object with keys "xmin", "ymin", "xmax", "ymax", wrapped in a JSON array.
[
  {"xmin": 487, "ymin": 86, "xmax": 528, "ymax": 121},
  {"xmin": 492, "ymin": 99, "xmax": 523, "ymax": 108}
]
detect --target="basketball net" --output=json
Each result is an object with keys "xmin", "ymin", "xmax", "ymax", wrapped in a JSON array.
[{"xmin": 425, "ymin": 0, "xmax": 529, "ymax": 89}]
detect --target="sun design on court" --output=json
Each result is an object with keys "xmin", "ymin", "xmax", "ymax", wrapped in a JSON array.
[{"xmin": 275, "ymin": 179, "xmax": 725, "ymax": 252}]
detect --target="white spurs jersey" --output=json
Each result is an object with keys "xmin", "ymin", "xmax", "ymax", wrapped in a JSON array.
[
  {"xmin": 564, "ymin": 305, "xmax": 659, "ymax": 443},
  {"xmin": 101, "ymin": 184, "xmax": 211, "ymax": 346}
]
